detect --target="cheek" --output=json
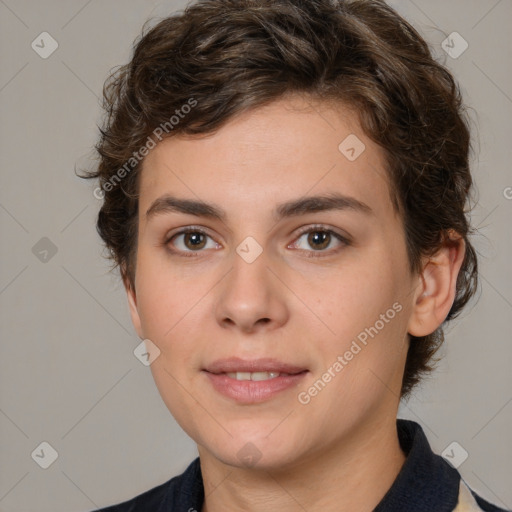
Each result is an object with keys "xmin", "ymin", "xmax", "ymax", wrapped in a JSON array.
[
  {"xmin": 305, "ymin": 315, "xmax": 408, "ymax": 428},
  {"xmin": 136, "ymin": 280, "xmax": 175, "ymax": 340},
  {"xmin": 134, "ymin": 261, "xmax": 211, "ymax": 373},
  {"xmin": 318, "ymin": 259, "xmax": 401, "ymax": 341},
  {"xmin": 148, "ymin": 354, "xmax": 201, "ymax": 440},
  {"xmin": 312, "ymin": 258, "xmax": 408, "ymax": 392},
  {"xmin": 134, "ymin": 252, "xmax": 197, "ymax": 337}
]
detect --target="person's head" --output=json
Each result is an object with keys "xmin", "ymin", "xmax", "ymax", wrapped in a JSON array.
[{"xmin": 82, "ymin": 0, "xmax": 477, "ymax": 469}]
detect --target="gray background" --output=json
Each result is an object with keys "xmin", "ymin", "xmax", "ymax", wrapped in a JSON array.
[{"xmin": 0, "ymin": 0, "xmax": 511, "ymax": 510}]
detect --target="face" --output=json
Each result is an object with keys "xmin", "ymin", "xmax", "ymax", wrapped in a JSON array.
[{"xmin": 126, "ymin": 94, "xmax": 421, "ymax": 471}]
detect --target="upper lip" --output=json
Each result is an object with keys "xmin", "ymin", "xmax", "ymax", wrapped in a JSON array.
[{"xmin": 204, "ymin": 357, "xmax": 308, "ymax": 374}]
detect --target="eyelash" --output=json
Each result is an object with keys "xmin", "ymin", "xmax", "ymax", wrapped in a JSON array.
[{"xmin": 164, "ymin": 224, "xmax": 351, "ymax": 259}]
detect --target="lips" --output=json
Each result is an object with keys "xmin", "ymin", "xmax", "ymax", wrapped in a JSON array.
[{"xmin": 202, "ymin": 358, "xmax": 309, "ymax": 403}]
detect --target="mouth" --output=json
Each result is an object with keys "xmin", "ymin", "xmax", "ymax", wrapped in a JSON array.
[{"xmin": 202, "ymin": 358, "xmax": 309, "ymax": 403}]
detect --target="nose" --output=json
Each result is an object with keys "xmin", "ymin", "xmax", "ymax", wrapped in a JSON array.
[{"xmin": 214, "ymin": 246, "xmax": 289, "ymax": 334}]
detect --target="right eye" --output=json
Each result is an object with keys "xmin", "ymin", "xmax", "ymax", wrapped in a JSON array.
[{"xmin": 165, "ymin": 228, "xmax": 221, "ymax": 257}]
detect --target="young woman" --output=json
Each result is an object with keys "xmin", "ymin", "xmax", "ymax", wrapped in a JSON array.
[{"xmin": 83, "ymin": 1, "xmax": 508, "ymax": 510}]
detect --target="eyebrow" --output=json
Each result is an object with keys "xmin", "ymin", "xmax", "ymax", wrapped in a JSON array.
[{"xmin": 145, "ymin": 192, "xmax": 373, "ymax": 222}]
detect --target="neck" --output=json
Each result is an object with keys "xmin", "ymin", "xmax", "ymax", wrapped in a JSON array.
[{"xmin": 199, "ymin": 414, "xmax": 406, "ymax": 512}]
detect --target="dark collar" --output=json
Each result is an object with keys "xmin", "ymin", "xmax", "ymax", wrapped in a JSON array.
[
  {"xmin": 158, "ymin": 419, "xmax": 461, "ymax": 512},
  {"xmin": 374, "ymin": 419, "xmax": 460, "ymax": 511}
]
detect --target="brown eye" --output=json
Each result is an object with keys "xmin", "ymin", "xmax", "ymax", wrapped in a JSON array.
[
  {"xmin": 167, "ymin": 229, "xmax": 219, "ymax": 255},
  {"xmin": 290, "ymin": 226, "xmax": 350, "ymax": 257},
  {"xmin": 307, "ymin": 230, "xmax": 331, "ymax": 250},
  {"xmin": 183, "ymin": 232, "xmax": 207, "ymax": 250}
]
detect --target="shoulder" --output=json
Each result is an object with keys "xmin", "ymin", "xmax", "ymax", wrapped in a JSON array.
[
  {"xmin": 91, "ymin": 457, "xmax": 203, "ymax": 512},
  {"xmin": 375, "ymin": 420, "xmax": 509, "ymax": 512},
  {"xmin": 455, "ymin": 479, "xmax": 511, "ymax": 512}
]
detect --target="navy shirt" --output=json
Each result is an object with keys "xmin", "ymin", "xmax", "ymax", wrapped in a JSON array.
[{"xmin": 92, "ymin": 419, "xmax": 509, "ymax": 511}]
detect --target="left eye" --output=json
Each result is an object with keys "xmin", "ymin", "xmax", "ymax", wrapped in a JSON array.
[{"xmin": 290, "ymin": 228, "xmax": 348, "ymax": 254}]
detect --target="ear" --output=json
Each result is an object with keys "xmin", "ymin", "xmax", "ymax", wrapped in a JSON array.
[
  {"xmin": 407, "ymin": 231, "xmax": 466, "ymax": 337},
  {"xmin": 123, "ymin": 271, "xmax": 144, "ymax": 339}
]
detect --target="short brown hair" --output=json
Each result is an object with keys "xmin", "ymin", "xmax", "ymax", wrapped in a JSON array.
[{"xmin": 81, "ymin": 0, "xmax": 479, "ymax": 399}]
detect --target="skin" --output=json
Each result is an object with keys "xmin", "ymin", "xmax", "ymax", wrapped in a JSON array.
[{"xmin": 124, "ymin": 93, "xmax": 465, "ymax": 512}]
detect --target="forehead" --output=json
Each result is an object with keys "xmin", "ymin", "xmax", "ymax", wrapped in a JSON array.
[{"xmin": 138, "ymin": 95, "xmax": 395, "ymax": 223}]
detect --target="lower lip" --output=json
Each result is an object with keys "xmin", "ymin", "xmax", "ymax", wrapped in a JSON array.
[{"xmin": 203, "ymin": 371, "xmax": 308, "ymax": 404}]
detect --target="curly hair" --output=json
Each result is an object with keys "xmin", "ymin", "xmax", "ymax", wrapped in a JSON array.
[{"xmin": 80, "ymin": 0, "xmax": 479, "ymax": 399}]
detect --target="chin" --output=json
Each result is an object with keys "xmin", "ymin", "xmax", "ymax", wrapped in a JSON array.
[{"xmin": 201, "ymin": 428, "xmax": 304, "ymax": 471}]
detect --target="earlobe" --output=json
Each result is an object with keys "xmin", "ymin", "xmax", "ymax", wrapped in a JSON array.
[
  {"xmin": 123, "ymin": 275, "xmax": 144, "ymax": 339},
  {"xmin": 407, "ymin": 233, "xmax": 466, "ymax": 337}
]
